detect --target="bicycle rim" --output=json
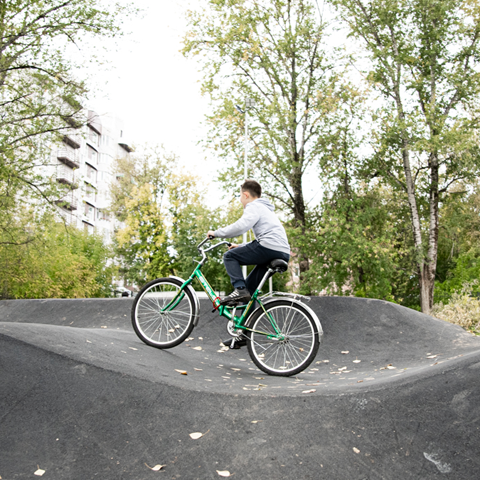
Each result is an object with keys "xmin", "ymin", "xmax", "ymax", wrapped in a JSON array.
[
  {"xmin": 133, "ymin": 279, "xmax": 194, "ymax": 348},
  {"xmin": 249, "ymin": 304, "xmax": 318, "ymax": 375}
]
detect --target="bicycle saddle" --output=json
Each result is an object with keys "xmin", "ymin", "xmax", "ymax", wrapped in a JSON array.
[{"xmin": 269, "ymin": 259, "xmax": 289, "ymax": 273}]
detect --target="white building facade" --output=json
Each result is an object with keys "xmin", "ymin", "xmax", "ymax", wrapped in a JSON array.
[{"xmin": 54, "ymin": 111, "xmax": 133, "ymax": 242}]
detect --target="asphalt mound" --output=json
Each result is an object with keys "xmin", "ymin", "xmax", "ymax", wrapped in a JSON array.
[{"xmin": 1, "ymin": 296, "xmax": 480, "ymax": 479}]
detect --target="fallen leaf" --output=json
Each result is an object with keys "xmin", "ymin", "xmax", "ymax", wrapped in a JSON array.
[
  {"xmin": 338, "ymin": 367, "xmax": 347, "ymax": 371},
  {"xmin": 189, "ymin": 431, "xmax": 206, "ymax": 439},
  {"xmin": 353, "ymin": 447, "xmax": 360, "ymax": 454},
  {"xmin": 251, "ymin": 420, "xmax": 261, "ymax": 423},
  {"xmin": 168, "ymin": 329, "xmax": 175, "ymax": 333},
  {"xmin": 101, "ymin": 326, "xmax": 107, "ymax": 329},
  {"xmin": 341, "ymin": 351, "xmax": 349, "ymax": 354},
  {"xmin": 426, "ymin": 355, "xmax": 437, "ymax": 359},
  {"xmin": 199, "ymin": 337, "xmax": 203, "ymax": 340},
  {"xmin": 353, "ymin": 359, "xmax": 361, "ymax": 363},
  {"xmin": 175, "ymin": 369, "xmax": 188, "ymax": 375},
  {"xmin": 387, "ymin": 366, "xmax": 396, "ymax": 370},
  {"xmin": 194, "ymin": 368, "xmax": 203, "ymax": 371},
  {"xmin": 34, "ymin": 469, "xmax": 45, "ymax": 477},
  {"xmin": 129, "ymin": 347, "xmax": 138, "ymax": 351},
  {"xmin": 145, "ymin": 463, "xmax": 165, "ymax": 471},
  {"xmin": 192, "ymin": 346, "xmax": 202, "ymax": 351},
  {"xmin": 86, "ymin": 340, "xmax": 92, "ymax": 343},
  {"xmin": 217, "ymin": 470, "xmax": 232, "ymax": 477},
  {"xmin": 302, "ymin": 389, "xmax": 316, "ymax": 394}
]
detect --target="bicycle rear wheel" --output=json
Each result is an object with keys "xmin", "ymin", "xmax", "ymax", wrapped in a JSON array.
[
  {"xmin": 132, "ymin": 277, "xmax": 196, "ymax": 349},
  {"xmin": 246, "ymin": 299, "xmax": 320, "ymax": 376}
]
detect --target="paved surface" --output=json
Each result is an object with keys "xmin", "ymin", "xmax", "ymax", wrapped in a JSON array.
[{"xmin": 1, "ymin": 296, "xmax": 480, "ymax": 479}]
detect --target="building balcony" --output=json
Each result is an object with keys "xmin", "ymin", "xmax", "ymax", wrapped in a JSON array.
[
  {"xmin": 63, "ymin": 133, "xmax": 81, "ymax": 150},
  {"xmin": 55, "ymin": 196, "xmax": 78, "ymax": 211},
  {"xmin": 57, "ymin": 147, "xmax": 80, "ymax": 169},
  {"xmin": 56, "ymin": 166, "xmax": 78, "ymax": 189}
]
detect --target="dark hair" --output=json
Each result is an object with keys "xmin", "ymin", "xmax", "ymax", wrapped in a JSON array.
[{"xmin": 241, "ymin": 179, "xmax": 261, "ymax": 198}]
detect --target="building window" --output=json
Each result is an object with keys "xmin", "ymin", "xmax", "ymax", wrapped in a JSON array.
[
  {"xmin": 84, "ymin": 183, "xmax": 97, "ymax": 203},
  {"xmin": 88, "ymin": 127, "xmax": 99, "ymax": 147},
  {"xmin": 87, "ymin": 145, "xmax": 98, "ymax": 165},
  {"xmin": 83, "ymin": 202, "xmax": 95, "ymax": 223},
  {"xmin": 83, "ymin": 221, "xmax": 94, "ymax": 234},
  {"xmin": 86, "ymin": 164, "xmax": 97, "ymax": 184}
]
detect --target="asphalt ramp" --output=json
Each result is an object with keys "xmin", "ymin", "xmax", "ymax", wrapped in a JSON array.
[{"xmin": 1, "ymin": 297, "xmax": 479, "ymax": 479}]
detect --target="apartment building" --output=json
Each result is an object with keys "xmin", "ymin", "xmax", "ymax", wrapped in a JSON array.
[{"xmin": 54, "ymin": 110, "xmax": 133, "ymax": 242}]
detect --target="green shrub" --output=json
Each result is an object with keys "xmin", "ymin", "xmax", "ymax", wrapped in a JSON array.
[{"xmin": 432, "ymin": 281, "xmax": 480, "ymax": 332}]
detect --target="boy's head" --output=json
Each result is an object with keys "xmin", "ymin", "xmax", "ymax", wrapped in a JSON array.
[{"xmin": 240, "ymin": 179, "xmax": 261, "ymax": 207}]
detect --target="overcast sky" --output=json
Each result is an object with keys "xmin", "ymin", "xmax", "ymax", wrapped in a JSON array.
[{"xmin": 87, "ymin": 1, "xmax": 217, "ymax": 186}]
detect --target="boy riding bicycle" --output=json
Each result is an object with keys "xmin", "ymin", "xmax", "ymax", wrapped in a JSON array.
[{"xmin": 207, "ymin": 179, "xmax": 290, "ymax": 308}]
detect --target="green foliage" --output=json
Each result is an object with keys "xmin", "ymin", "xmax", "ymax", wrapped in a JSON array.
[
  {"xmin": 183, "ymin": 0, "xmax": 362, "ymax": 247},
  {"xmin": 116, "ymin": 184, "xmax": 173, "ymax": 285},
  {"xmin": 0, "ymin": 212, "xmax": 115, "ymax": 299},
  {"xmin": 432, "ymin": 282, "xmax": 480, "ymax": 332},
  {"xmin": 291, "ymin": 185, "xmax": 414, "ymax": 302},
  {"xmin": 327, "ymin": 0, "xmax": 480, "ymax": 311}
]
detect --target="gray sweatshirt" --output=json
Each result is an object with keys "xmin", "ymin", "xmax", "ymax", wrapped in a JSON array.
[{"xmin": 213, "ymin": 198, "xmax": 290, "ymax": 255}]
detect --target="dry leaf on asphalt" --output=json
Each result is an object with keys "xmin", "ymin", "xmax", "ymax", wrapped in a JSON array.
[
  {"xmin": 341, "ymin": 351, "xmax": 349, "ymax": 354},
  {"xmin": 194, "ymin": 368, "xmax": 202, "ymax": 371},
  {"xmin": 192, "ymin": 346, "xmax": 202, "ymax": 351},
  {"xmin": 34, "ymin": 468, "xmax": 45, "ymax": 476},
  {"xmin": 145, "ymin": 463, "xmax": 165, "ymax": 471},
  {"xmin": 189, "ymin": 429, "xmax": 209, "ymax": 440},
  {"xmin": 353, "ymin": 359, "xmax": 361, "ymax": 363},
  {"xmin": 426, "ymin": 355, "xmax": 437, "ymax": 359},
  {"xmin": 302, "ymin": 389, "xmax": 316, "ymax": 394},
  {"xmin": 174, "ymin": 369, "xmax": 188, "ymax": 375},
  {"xmin": 353, "ymin": 447, "xmax": 360, "ymax": 454},
  {"xmin": 217, "ymin": 470, "xmax": 232, "ymax": 477}
]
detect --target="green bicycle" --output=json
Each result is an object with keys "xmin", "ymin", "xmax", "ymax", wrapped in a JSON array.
[{"xmin": 131, "ymin": 237, "xmax": 323, "ymax": 376}]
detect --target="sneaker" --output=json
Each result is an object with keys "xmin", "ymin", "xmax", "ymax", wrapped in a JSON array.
[
  {"xmin": 220, "ymin": 288, "xmax": 251, "ymax": 306},
  {"xmin": 222, "ymin": 337, "xmax": 247, "ymax": 349}
]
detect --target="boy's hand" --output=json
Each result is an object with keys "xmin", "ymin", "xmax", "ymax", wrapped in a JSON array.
[
  {"xmin": 207, "ymin": 230, "xmax": 215, "ymax": 238},
  {"xmin": 228, "ymin": 243, "xmax": 239, "ymax": 250}
]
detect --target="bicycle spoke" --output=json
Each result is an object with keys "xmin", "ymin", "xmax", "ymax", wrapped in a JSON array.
[{"xmin": 249, "ymin": 302, "xmax": 318, "ymax": 375}]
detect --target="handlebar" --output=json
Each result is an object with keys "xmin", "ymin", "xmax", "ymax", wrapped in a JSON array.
[{"xmin": 196, "ymin": 236, "xmax": 232, "ymax": 264}]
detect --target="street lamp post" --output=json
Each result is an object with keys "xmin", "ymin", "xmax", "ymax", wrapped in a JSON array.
[{"xmin": 235, "ymin": 98, "xmax": 255, "ymax": 280}]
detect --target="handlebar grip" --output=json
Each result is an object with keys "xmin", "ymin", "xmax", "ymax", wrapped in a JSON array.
[{"xmin": 208, "ymin": 235, "xmax": 215, "ymax": 240}]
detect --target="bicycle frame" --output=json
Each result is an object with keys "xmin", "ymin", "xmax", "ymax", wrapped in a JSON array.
[{"xmin": 162, "ymin": 237, "xmax": 283, "ymax": 338}]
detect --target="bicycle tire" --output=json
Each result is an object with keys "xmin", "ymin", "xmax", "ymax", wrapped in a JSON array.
[
  {"xmin": 132, "ymin": 277, "xmax": 196, "ymax": 349},
  {"xmin": 246, "ymin": 299, "xmax": 320, "ymax": 376}
]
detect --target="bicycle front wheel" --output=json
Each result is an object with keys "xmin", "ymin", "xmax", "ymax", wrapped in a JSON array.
[
  {"xmin": 247, "ymin": 299, "xmax": 320, "ymax": 376},
  {"xmin": 132, "ymin": 277, "xmax": 196, "ymax": 349}
]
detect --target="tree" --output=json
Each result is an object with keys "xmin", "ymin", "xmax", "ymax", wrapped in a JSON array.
[
  {"xmin": 111, "ymin": 146, "xmax": 175, "ymax": 286},
  {"xmin": 116, "ymin": 183, "xmax": 173, "ymax": 285},
  {"xmin": 183, "ymin": 0, "xmax": 361, "ymax": 281},
  {"xmin": 0, "ymin": 212, "xmax": 116, "ymax": 299},
  {"xmin": 330, "ymin": 0, "xmax": 480, "ymax": 312},
  {"xmin": 0, "ymin": 0, "xmax": 135, "ymax": 242}
]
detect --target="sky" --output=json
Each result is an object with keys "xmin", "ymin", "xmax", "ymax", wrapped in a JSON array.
[{"xmin": 87, "ymin": 1, "xmax": 219, "ymax": 195}]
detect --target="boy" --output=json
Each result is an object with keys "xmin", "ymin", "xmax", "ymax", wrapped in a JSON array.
[{"xmin": 207, "ymin": 179, "xmax": 290, "ymax": 306}]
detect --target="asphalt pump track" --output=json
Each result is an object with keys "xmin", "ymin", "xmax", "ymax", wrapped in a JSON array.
[{"xmin": 1, "ymin": 296, "xmax": 480, "ymax": 479}]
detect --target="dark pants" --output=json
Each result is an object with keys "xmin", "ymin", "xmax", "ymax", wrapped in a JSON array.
[{"xmin": 223, "ymin": 240, "xmax": 290, "ymax": 294}]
